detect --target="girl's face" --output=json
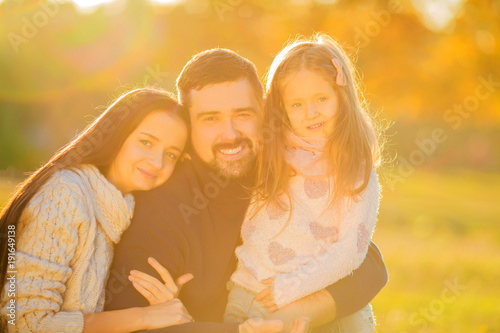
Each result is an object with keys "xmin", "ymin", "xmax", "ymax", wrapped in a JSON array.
[
  {"xmin": 281, "ymin": 68, "xmax": 339, "ymax": 138},
  {"xmin": 107, "ymin": 110, "xmax": 187, "ymax": 194}
]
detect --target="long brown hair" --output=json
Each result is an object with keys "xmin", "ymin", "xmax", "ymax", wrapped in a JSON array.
[
  {"xmin": 254, "ymin": 33, "xmax": 382, "ymax": 213},
  {"xmin": 0, "ymin": 87, "xmax": 184, "ymax": 287}
]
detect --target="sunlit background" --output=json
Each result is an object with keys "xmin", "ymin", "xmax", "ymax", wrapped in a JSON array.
[{"xmin": 0, "ymin": 0, "xmax": 499, "ymax": 331}]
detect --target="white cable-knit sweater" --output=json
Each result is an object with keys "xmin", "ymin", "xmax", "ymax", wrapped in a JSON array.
[
  {"xmin": 0, "ymin": 164, "xmax": 135, "ymax": 333},
  {"xmin": 231, "ymin": 169, "xmax": 380, "ymax": 308}
]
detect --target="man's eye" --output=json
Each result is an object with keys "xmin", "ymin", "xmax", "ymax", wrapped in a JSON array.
[
  {"xmin": 141, "ymin": 140, "xmax": 152, "ymax": 147},
  {"xmin": 238, "ymin": 113, "xmax": 252, "ymax": 118},
  {"xmin": 204, "ymin": 117, "xmax": 217, "ymax": 122}
]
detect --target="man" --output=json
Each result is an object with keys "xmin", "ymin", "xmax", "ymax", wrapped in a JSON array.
[{"xmin": 104, "ymin": 49, "xmax": 388, "ymax": 332}]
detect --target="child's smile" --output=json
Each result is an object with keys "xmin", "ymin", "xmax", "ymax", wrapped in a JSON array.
[{"xmin": 282, "ymin": 68, "xmax": 339, "ymax": 138}]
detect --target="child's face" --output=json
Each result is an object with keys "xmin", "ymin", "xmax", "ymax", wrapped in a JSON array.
[
  {"xmin": 107, "ymin": 111, "xmax": 187, "ymax": 194},
  {"xmin": 281, "ymin": 68, "xmax": 339, "ymax": 138}
]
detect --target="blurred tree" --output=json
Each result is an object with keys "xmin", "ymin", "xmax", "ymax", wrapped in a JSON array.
[{"xmin": 0, "ymin": 0, "xmax": 498, "ymax": 171}]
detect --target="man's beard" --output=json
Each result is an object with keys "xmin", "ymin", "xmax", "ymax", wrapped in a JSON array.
[{"xmin": 208, "ymin": 137, "xmax": 256, "ymax": 179}]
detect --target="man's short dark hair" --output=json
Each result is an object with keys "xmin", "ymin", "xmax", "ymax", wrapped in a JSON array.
[{"xmin": 176, "ymin": 48, "xmax": 264, "ymax": 114}]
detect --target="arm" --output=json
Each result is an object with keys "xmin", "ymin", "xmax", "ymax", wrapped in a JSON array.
[
  {"xmin": 271, "ymin": 171, "xmax": 380, "ymax": 308},
  {"xmin": 104, "ymin": 191, "xmax": 241, "ymax": 333},
  {"xmin": 325, "ymin": 241, "xmax": 388, "ymax": 318},
  {"xmin": 141, "ymin": 318, "xmax": 306, "ymax": 333},
  {"xmin": 0, "ymin": 180, "xmax": 87, "ymax": 332},
  {"xmin": 265, "ymin": 242, "xmax": 388, "ymax": 327},
  {"xmin": 83, "ymin": 299, "xmax": 192, "ymax": 333},
  {"xmin": 118, "ymin": 260, "xmax": 242, "ymax": 333},
  {"xmin": 125, "ymin": 258, "xmax": 291, "ymax": 333},
  {"xmin": 83, "ymin": 308, "xmax": 147, "ymax": 333},
  {"xmin": 266, "ymin": 289, "xmax": 336, "ymax": 331},
  {"xmin": 104, "ymin": 190, "xmax": 185, "ymax": 311},
  {"xmin": 0, "ymin": 178, "xmax": 190, "ymax": 333}
]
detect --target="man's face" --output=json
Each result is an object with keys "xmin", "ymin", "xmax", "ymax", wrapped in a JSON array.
[{"xmin": 189, "ymin": 78, "xmax": 261, "ymax": 179}]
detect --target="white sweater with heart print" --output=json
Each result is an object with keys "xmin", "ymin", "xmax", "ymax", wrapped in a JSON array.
[{"xmin": 230, "ymin": 169, "xmax": 380, "ymax": 309}]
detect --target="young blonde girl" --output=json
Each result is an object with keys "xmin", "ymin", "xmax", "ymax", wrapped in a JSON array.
[{"xmin": 224, "ymin": 34, "xmax": 382, "ymax": 332}]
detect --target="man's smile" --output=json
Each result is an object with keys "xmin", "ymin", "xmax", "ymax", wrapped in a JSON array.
[{"xmin": 217, "ymin": 143, "xmax": 247, "ymax": 160}]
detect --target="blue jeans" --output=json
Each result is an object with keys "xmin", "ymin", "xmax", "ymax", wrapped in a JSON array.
[{"xmin": 224, "ymin": 282, "xmax": 376, "ymax": 332}]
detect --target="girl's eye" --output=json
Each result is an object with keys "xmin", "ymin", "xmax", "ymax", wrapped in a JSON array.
[
  {"xmin": 165, "ymin": 152, "xmax": 177, "ymax": 160},
  {"xmin": 141, "ymin": 140, "xmax": 152, "ymax": 147},
  {"xmin": 318, "ymin": 97, "xmax": 327, "ymax": 103},
  {"xmin": 291, "ymin": 103, "xmax": 302, "ymax": 109},
  {"xmin": 204, "ymin": 116, "xmax": 217, "ymax": 122}
]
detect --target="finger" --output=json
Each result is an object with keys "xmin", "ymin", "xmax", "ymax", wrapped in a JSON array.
[
  {"xmin": 130, "ymin": 272, "xmax": 173, "ymax": 300},
  {"xmin": 257, "ymin": 293, "xmax": 274, "ymax": 304},
  {"xmin": 260, "ymin": 296, "xmax": 271, "ymax": 303},
  {"xmin": 264, "ymin": 291, "xmax": 274, "ymax": 301},
  {"xmin": 130, "ymin": 269, "xmax": 167, "ymax": 293},
  {"xmin": 129, "ymin": 271, "xmax": 161, "ymax": 293},
  {"xmin": 262, "ymin": 300, "xmax": 277, "ymax": 309},
  {"xmin": 175, "ymin": 273, "xmax": 194, "ymax": 295},
  {"xmin": 254, "ymin": 287, "xmax": 272, "ymax": 302},
  {"xmin": 291, "ymin": 317, "xmax": 310, "ymax": 333},
  {"xmin": 148, "ymin": 257, "xmax": 178, "ymax": 294},
  {"xmin": 130, "ymin": 274, "xmax": 174, "ymax": 303},
  {"xmin": 173, "ymin": 315, "xmax": 191, "ymax": 325},
  {"xmin": 261, "ymin": 277, "xmax": 275, "ymax": 285},
  {"xmin": 291, "ymin": 318, "xmax": 299, "ymax": 332},
  {"xmin": 131, "ymin": 280, "xmax": 157, "ymax": 305}
]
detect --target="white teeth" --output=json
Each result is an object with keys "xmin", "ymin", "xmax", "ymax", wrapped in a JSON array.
[
  {"xmin": 219, "ymin": 145, "xmax": 243, "ymax": 155},
  {"xmin": 308, "ymin": 122, "xmax": 324, "ymax": 129}
]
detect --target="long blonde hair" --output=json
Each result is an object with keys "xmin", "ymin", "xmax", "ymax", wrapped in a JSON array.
[{"xmin": 254, "ymin": 33, "xmax": 382, "ymax": 213}]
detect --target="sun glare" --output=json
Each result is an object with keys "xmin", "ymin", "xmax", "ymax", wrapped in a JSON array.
[
  {"xmin": 71, "ymin": 0, "xmax": 114, "ymax": 9},
  {"xmin": 411, "ymin": 0, "xmax": 465, "ymax": 32},
  {"xmin": 67, "ymin": 0, "xmax": 181, "ymax": 12}
]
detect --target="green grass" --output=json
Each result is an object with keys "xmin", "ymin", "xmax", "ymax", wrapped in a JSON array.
[
  {"xmin": 1, "ymin": 171, "xmax": 499, "ymax": 332},
  {"xmin": 372, "ymin": 170, "xmax": 500, "ymax": 332}
]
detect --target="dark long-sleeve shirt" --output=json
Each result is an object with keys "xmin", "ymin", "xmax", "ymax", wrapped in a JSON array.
[{"xmin": 104, "ymin": 152, "xmax": 388, "ymax": 332}]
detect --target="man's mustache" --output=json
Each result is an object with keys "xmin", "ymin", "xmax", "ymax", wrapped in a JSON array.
[{"xmin": 212, "ymin": 137, "xmax": 253, "ymax": 153}]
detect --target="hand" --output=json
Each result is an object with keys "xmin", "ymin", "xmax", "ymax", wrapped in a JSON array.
[
  {"xmin": 238, "ymin": 317, "xmax": 283, "ymax": 333},
  {"xmin": 143, "ymin": 298, "xmax": 193, "ymax": 330},
  {"xmin": 129, "ymin": 257, "xmax": 194, "ymax": 305},
  {"xmin": 266, "ymin": 289, "xmax": 336, "ymax": 330},
  {"xmin": 254, "ymin": 277, "xmax": 277, "ymax": 312}
]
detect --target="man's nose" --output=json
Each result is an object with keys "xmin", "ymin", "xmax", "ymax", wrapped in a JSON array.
[{"xmin": 220, "ymin": 119, "xmax": 241, "ymax": 141}]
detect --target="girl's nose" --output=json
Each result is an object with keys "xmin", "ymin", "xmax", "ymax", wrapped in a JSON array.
[
  {"xmin": 306, "ymin": 104, "xmax": 320, "ymax": 118},
  {"xmin": 148, "ymin": 152, "xmax": 163, "ymax": 170}
]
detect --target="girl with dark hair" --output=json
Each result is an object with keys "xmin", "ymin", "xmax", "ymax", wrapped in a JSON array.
[{"xmin": 0, "ymin": 88, "xmax": 191, "ymax": 332}]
